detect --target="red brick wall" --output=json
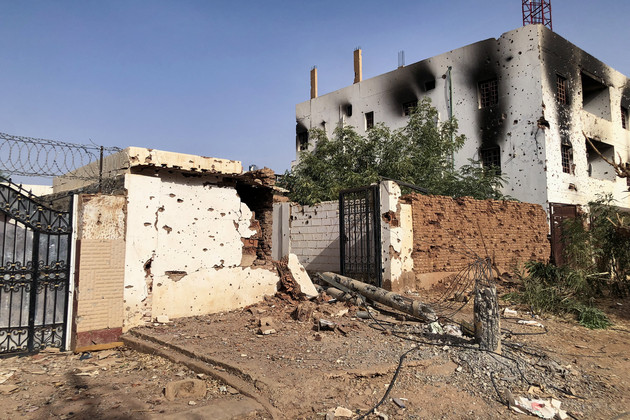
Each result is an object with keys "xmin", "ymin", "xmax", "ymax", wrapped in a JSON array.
[{"xmin": 405, "ymin": 194, "xmax": 550, "ymax": 273}]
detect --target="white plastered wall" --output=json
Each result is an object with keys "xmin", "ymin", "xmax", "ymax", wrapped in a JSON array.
[
  {"xmin": 122, "ymin": 172, "xmax": 278, "ymax": 330},
  {"xmin": 379, "ymin": 181, "xmax": 414, "ymax": 292}
]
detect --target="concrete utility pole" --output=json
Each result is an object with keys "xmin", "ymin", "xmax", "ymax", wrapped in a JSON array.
[{"xmin": 318, "ymin": 272, "xmax": 437, "ymax": 322}]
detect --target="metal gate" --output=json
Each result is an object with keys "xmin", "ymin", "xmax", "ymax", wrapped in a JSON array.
[
  {"xmin": 0, "ymin": 181, "xmax": 73, "ymax": 355},
  {"xmin": 549, "ymin": 202, "xmax": 578, "ymax": 266},
  {"xmin": 339, "ymin": 185, "xmax": 382, "ymax": 287}
]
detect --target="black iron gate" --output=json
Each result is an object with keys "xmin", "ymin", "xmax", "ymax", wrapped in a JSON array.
[
  {"xmin": 339, "ymin": 185, "xmax": 382, "ymax": 287},
  {"xmin": 0, "ymin": 182, "xmax": 73, "ymax": 355}
]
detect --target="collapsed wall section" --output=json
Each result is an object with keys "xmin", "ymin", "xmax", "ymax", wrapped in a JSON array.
[
  {"xmin": 289, "ymin": 201, "xmax": 340, "ymax": 272},
  {"xmin": 405, "ymin": 194, "xmax": 550, "ymax": 283}
]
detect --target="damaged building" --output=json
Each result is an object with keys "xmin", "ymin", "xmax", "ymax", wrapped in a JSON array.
[
  {"xmin": 295, "ymin": 24, "xmax": 630, "ymax": 213},
  {"xmin": 50, "ymin": 148, "xmax": 284, "ymax": 348}
]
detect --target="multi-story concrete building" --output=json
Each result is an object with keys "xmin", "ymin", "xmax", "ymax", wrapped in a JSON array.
[{"xmin": 295, "ymin": 25, "xmax": 630, "ymax": 217}]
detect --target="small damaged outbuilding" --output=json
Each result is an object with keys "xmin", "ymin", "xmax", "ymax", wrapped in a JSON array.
[{"xmin": 53, "ymin": 148, "xmax": 283, "ymax": 348}]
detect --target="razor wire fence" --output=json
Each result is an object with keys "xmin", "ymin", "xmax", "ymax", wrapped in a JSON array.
[{"xmin": 0, "ymin": 132, "xmax": 123, "ymax": 180}]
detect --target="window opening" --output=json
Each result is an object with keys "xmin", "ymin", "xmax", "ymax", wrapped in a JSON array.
[
  {"xmin": 478, "ymin": 79, "xmax": 498, "ymax": 108},
  {"xmin": 480, "ymin": 146, "xmax": 501, "ymax": 174},
  {"xmin": 556, "ymin": 75, "xmax": 568, "ymax": 105},
  {"xmin": 622, "ymin": 106, "xmax": 628, "ymax": 129},
  {"xmin": 297, "ymin": 131, "xmax": 308, "ymax": 151},
  {"xmin": 586, "ymin": 137, "xmax": 615, "ymax": 181},
  {"xmin": 365, "ymin": 111, "xmax": 374, "ymax": 129},
  {"xmin": 402, "ymin": 100, "xmax": 418, "ymax": 116},
  {"xmin": 581, "ymin": 72, "xmax": 611, "ymax": 120},
  {"xmin": 346, "ymin": 105, "xmax": 352, "ymax": 117},
  {"xmin": 561, "ymin": 140, "xmax": 573, "ymax": 174},
  {"xmin": 424, "ymin": 80, "xmax": 436, "ymax": 91}
]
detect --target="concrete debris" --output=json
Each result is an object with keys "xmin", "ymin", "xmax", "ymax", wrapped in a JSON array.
[
  {"xmin": 0, "ymin": 371, "xmax": 15, "ymax": 384},
  {"xmin": 156, "ymin": 315, "xmax": 171, "ymax": 323},
  {"xmin": 258, "ymin": 317, "xmax": 277, "ymax": 335},
  {"xmin": 0, "ymin": 384, "xmax": 19, "ymax": 394},
  {"xmin": 356, "ymin": 311, "xmax": 371, "ymax": 319},
  {"xmin": 164, "ymin": 379, "xmax": 207, "ymax": 401},
  {"xmin": 374, "ymin": 410, "xmax": 389, "ymax": 420},
  {"xmin": 330, "ymin": 406, "xmax": 353, "ymax": 417},
  {"xmin": 292, "ymin": 301, "xmax": 316, "ymax": 322},
  {"xmin": 287, "ymin": 253, "xmax": 318, "ymax": 298}
]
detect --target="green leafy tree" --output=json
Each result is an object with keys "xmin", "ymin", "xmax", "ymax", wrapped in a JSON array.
[{"xmin": 281, "ymin": 98, "xmax": 505, "ymax": 205}]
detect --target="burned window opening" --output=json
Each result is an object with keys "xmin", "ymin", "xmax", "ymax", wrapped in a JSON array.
[
  {"xmin": 556, "ymin": 75, "xmax": 568, "ymax": 105},
  {"xmin": 478, "ymin": 79, "xmax": 498, "ymax": 108},
  {"xmin": 480, "ymin": 146, "xmax": 501, "ymax": 174},
  {"xmin": 297, "ymin": 131, "xmax": 308, "ymax": 151},
  {"xmin": 402, "ymin": 100, "xmax": 418, "ymax": 116},
  {"xmin": 424, "ymin": 80, "xmax": 436, "ymax": 91},
  {"xmin": 561, "ymin": 140, "xmax": 574, "ymax": 174},
  {"xmin": 622, "ymin": 106, "xmax": 628, "ymax": 129},
  {"xmin": 365, "ymin": 111, "xmax": 374, "ymax": 130},
  {"xmin": 581, "ymin": 72, "xmax": 611, "ymax": 120},
  {"xmin": 346, "ymin": 105, "xmax": 353, "ymax": 117},
  {"xmin": 586, "ymin": 137, "xmax": 616, "ymax": 181}
]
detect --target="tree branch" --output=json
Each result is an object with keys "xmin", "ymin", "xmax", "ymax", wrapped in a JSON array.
[{"xmin": 583, "ymin": 132, "xmax": 629, "ymax": 178}]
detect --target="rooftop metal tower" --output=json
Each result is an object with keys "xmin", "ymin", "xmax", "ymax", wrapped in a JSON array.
[{"xmin": 522, "ymin": 0, "xmax": 552, "ymax": 31}]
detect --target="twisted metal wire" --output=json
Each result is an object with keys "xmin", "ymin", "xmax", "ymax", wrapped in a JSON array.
[{"xmin": 0, "ymin": 132, "xmax": 122, "ymax": 179}]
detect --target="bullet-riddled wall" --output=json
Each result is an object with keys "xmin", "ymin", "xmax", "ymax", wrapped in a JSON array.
[
  {"xmin": 122, "ymin": 170, "xmax": 279, "ymax": 330},
  {"xmin": 296, "ymin": 25, "xmax": 630, "ymax": 212}
]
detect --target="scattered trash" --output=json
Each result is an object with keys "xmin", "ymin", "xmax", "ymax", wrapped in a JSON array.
[
  {"xmin": 219, "ymin": 385, "xmax": 227, "ymax": 393},
  {"xmin": 319, "ymin": 319, "xmax": 336, "ymax": 330},
  {"xmin": 188, "ymin": 400, "xmax": 197, "ymax": 406},
  {"xmin": 503, "ymin": 308, "xmax": 519, "ymax": 317},
  {"xmin": 508, "ymin": 395, "xmax": 568, "ymax": 419},
  {"xmin": 429, "ymin": 321, "xmax": 443, "ymax": 334},
  {"xmin": 392, "ymin": 397, "xmax": 407, "ymax": 408},
  {"xmin": 79, "ymin": 352, "xmax": 92, "ymax": 360},
  {"xmin": 518, "ymin": 320, "xmax": 545, "ymax": 328},
  {"xmin": 443, "ymin": 324, "xmax": 462, "ymax": 337}
]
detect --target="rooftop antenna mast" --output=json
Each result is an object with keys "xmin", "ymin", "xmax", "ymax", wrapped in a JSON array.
[{"xmin": 522, "ymin": 0, "xmax": 552, "ymax": 31}]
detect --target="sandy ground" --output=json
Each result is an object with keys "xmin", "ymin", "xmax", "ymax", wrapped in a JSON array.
[{"xmin": 1, "ymin": 285, "xmax": 629, "ymax": 420}]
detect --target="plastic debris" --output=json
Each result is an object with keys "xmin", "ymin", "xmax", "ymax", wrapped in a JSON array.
[
  {"xmin": 503, "ymin": 308, "xmax": 518, "ymax": 317},
  {"xmin": 429, "ymin": 321, "xmax": 443, "ymax": 334},
  {"xmin": 518, "ymin": 320, "xmax": 545, "ymax": 328},
  {"xmin": 443, "ymin": 324, "xmax": 462, "ymax": 337}
]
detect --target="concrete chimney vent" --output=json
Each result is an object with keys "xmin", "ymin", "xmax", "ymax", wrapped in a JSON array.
[{"xmin": 354, "ymin": 48, "xmax": 362, "ymax": 84}]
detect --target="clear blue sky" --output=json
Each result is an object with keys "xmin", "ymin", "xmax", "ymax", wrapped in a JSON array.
[{"xmin": 1, "ymin": 1, "xmax": 629, "ymax": 179}]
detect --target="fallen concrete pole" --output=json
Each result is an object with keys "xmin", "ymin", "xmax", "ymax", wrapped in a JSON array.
[{"xmin": 318, "ymin": 272, "xmax": 437, "ymax": 322}]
